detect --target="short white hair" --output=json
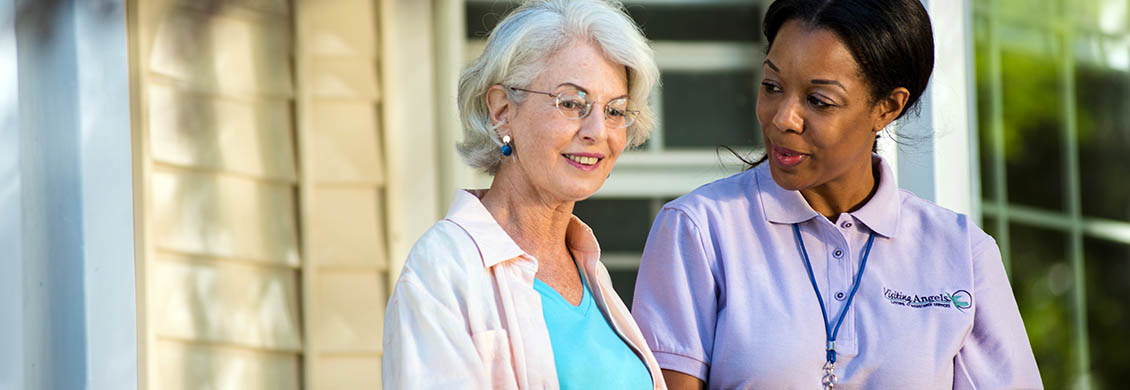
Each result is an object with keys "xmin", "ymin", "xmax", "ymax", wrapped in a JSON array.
[{"xmin": 456, "ymin": 0, "xmax": 660, "ymax": 175}]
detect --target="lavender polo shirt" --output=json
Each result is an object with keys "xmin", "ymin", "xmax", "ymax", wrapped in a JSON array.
[{"xmin": 632, "ymin": 156, "xmax": 1042, "ymax": 389}]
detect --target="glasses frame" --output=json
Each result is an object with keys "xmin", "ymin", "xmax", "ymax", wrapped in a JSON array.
[{"xmin": 508, "ymin": 86, "xmax": 639, "ymax": 128}]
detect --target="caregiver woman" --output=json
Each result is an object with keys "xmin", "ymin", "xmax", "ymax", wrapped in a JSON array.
[{"xmin": 631, "ymin": 0, "xmax": 1043, "ymax": 389}]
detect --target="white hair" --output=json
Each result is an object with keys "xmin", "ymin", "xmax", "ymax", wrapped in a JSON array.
[{"xmin": 456, "ymin": 0, "xmax": 660, "ymax": 175}]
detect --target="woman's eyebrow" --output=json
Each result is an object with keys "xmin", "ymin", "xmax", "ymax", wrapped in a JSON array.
[
  {"xmin": 764, "ymin": 59, "xmax": 780, "ymax": 72},
  {"xmin": 557, "ymin": 82, "xmax": 627, "ymax": 99},
  {"xmin": 556, "ymin": 82, "xmax": 588, "ymax": 94},
  {"xmin": 812, "ymin": 79, "xmax": 846, "ymax": 91},
  {"xmin": 765, "ymin": 59, "xmax": 846, "ymax": 91}
]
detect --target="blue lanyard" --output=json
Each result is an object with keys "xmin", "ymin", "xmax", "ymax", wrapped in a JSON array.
[{"xmin": 792, "ymin": 224, "xmax": 876, "ymax": 366}]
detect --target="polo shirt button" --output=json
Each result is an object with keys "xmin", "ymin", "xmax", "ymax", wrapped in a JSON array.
[
  {"xmin": 833, "ymin": 249, "xmax": 844, "ymax": 259},
  {"xmin": 835, "ymin": 292, "xmax": 846, "ymax": 301},
  {"xmin": 841, "ymin": 221, "xmax": 853, "ymax": 229}
]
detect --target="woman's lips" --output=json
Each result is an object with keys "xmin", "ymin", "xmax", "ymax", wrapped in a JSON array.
[
  {"xmin": 771, "ymin": 145, "xmax": 808, "ymax": 168},
  {"xmin": 563, "ymin": 153, "xmax": 602, "ymax": 172}
]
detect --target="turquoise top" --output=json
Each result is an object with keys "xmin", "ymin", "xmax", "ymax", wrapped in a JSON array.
[{"xmin": 533, "ymin": 272, "xmax": 653, "ymax": 390}]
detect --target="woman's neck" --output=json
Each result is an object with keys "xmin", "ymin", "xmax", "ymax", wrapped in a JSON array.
[
  {"xmin": 799, "ymin": 156, "xmax": 880, "ymax": 220},
  {"xmin": 479, "ymin": 175, "xmax": 575, "ymax": 266}
]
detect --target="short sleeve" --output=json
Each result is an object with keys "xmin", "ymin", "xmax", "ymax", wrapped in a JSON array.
[
  {"xmin": 953, "ymin": 233, "xmax": 1044, "ymax": 389},
  {"xmin": 631, "ymin": 206, "xmax": 719, "ymax": 381}
]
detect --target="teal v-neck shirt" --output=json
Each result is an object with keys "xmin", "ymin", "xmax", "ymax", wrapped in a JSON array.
[{"xmin": 533, "ymin": 275, "xmax": 652, "ymax": 389}]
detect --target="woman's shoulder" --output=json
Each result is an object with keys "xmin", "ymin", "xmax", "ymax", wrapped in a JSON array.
[
  {"xmin": 399, "ymin": 219, "xmax": 490, "ymax": 286},
  {"xmin": 664, "ymin": 169, "xmax": 760, "ymax": 221},
  {"xmin": 895, "ymin": 189, "xmax": 994, "ymax": 251}
]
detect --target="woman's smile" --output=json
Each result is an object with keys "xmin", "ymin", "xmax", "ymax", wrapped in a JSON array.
[{"xmin": 563, "ymin": 152, "xmax": 604, "ymax": 171}]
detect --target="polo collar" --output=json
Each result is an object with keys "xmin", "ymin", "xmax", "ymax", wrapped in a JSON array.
[
  {"xmin": 849, "ymin": 156, "xmax": 900, "ymax": 238},
  {"xmin": 756, "ymin": 154, "xmax": 900, "ymax": 238}
]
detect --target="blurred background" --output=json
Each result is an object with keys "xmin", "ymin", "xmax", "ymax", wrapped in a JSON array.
[{"xmin": 1, "ymin": 0, "xmax": 1128, "ymax": 389}]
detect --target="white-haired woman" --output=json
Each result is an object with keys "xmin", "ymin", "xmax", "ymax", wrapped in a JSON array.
[{"xmin": 382, "ymin": 0, "xmax": 664, "ymax": 389}]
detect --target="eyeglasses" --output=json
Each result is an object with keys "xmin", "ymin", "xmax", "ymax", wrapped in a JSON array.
[{"xmin": 509, "ymin": 86, "xmax": 639, "ymax": 128}]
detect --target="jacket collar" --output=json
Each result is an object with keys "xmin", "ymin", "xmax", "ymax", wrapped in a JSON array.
[{"xmin": 443, "ymin": 190, "xmax": 602, "ymax": 269}]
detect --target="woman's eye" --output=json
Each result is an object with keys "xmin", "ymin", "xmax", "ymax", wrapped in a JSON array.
[
  {"xmin": 761, "ymin": 82, "xmax": 781, "ymax": 93},
  {"xmin": 808, "ymin": 96, "xmax": 833, "ymax": 108},
  {"xmin": 560, "ymin": 100, "xmax": 583, "ymax": 110},
  {"xmin": 606, "ymin": 108, "xmax": 626, "ymax": 118}
]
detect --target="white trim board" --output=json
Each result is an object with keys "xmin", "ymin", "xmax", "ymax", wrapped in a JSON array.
[{"xmin": 3, "ymin": 1, "xmax": 138, "ymax": 389}]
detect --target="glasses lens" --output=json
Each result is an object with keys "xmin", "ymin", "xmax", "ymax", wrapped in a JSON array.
[
  {"xmin": 605, "ymin": 97, "xmax": 634, "ymax": 128},
  {"xmin": 554, "ymin": 89, "xmax": 590, "ymax": 119}
]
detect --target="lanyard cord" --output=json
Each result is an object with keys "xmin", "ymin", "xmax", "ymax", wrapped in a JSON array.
[{"xmin": 792, "ymin": 224, "xmax": 876, "ymax": 365}]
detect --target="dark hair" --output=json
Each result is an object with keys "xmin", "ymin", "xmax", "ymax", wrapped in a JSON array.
[
  {"xmin": 764, "ymin": 0, "xmax": 934, "ymax": 119},
  {"xmin": 731, "ymin": 0, "xmax": 934, "ymax": 169}
]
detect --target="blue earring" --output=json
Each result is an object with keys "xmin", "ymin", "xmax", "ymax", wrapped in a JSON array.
[{"xmin": 500, "ymin": 135, "xmax": 513, "ymax": 156}]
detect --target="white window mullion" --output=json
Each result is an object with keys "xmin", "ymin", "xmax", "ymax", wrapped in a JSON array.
[{"xmin": 1056, "ymin": 15, "xmax": 1092, "ymax": 390}]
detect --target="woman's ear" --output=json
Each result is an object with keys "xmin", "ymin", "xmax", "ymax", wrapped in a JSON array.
[
  {"xmin": 486, "ymin": 85, "xmax": 513, "ymax": 128},
  {"xmin": 873, "ymin": 87, "xmax": 910, "ymax": 132}
]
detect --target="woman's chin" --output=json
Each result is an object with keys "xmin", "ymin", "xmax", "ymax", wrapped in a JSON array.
[
  {"xmin": 768, "ymin": 166, "xmax": 809, "ymax": 191},
  {"xmin": 555, "ymin": 181, "xmax": 605, "ymax": 203}
]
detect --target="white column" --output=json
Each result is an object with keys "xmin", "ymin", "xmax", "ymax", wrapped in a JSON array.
[
  {"xmin": 74, "ymin": 1, "xmax": 139, "ymax": 389},
  {"xmin": 1, "ymin": 1, "xmax": 138, "ymax": 389},
  {"xmin": 0, "ymin": 1, "xmax": 26, "ymax": 389},
  {"xmin": 892, "ymin": 0, "xmax": 980, "ymax": 219}
]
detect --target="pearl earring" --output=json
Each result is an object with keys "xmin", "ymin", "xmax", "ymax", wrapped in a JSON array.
[{"xmin": 500, "ymin": 135, "xmax": 513, "ymax": 156}]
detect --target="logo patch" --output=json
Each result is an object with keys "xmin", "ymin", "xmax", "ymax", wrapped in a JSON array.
[{"xmin": 883, "ymin": 287, "xmax": 973, "ymax": 312}]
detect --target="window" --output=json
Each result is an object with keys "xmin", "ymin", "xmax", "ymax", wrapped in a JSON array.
[{"xmin": 976, "ymin": 0, "xmax": 1130, "ymax": 387}]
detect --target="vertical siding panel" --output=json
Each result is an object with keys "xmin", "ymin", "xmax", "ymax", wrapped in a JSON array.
[
  {"xmin": 136, "ymin": 1, "xmax": 303, "ymax": 388},
  {"xmin": 156, "ymin": 340, "xmax": 300, "ymax": 390},
  {"xmin": 147, "ymin": 84, "xmax": 297, "ymax": 181},
  {"xmin": 297, "ymin": 0, "xmax": 389, "ymax": 388},
  {"xmin": 137, "ymin": 0, "xmax": 394, "ymax": 387},
  {"xmin": 313, "ymin": 271, "xmax": 387, "ymax": 353},
  {"xmin": 148, "ymin": 9, "xmax": 293, "ymax": 97},
  {"xmin": 309, "ymin": 102, "xmax": 384, "ymax": 184},
  {"xmin": 152, "ymin": 254, "xmax": 302, "ymax": 351},
  {"xmin": 293, "ymin": 1, "xmax": 320, "ymax": 386},
  {"xmin": 308, "ymin": 188, "xmax": 387, "ymax": 267},
  {"xmin": 130, "ymin": 0, "xmax": 164, "ymax": 387},
  {"xmin": 150, "ymin": 169, "xmax": 300, "ymax": 266},
  {"xmin": 313, "ymin": 356, "xmax": 383, "ymax": 389}
]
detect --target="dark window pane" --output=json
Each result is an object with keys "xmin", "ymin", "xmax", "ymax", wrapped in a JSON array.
[
  {"xmin": 573, "ymin": 198, "xmax": 652, "ymax": 253},
  {"xmin": 662, "ymin": 71, "xmax": 761, "ymax": 148},
  {"xmin": 466, "ymin": 2, "xmax": 516, "ymax": 39},
  {"xmin": 981, "ymin": 215, "xmax": 1000, "ymax": 242},
  {"xmin": 1084, "ymin": 237, "xmax": 1130, "ymax": 389},
  {"xmin": 1075, "ymin": 63, "xmax": 1130, "ymax": 222},
  {"xmin": 625, "ymin": 4, "xmax": 760, "ymax": 42},
  {"xmin": 1008, "ymin": 223, "xmax": 1074, "ymax": 389},
  {"xmin": 999, "ymin": 42, "xmax": 1066, "ymax": 211},
  {"xmin": 466, "ymin": 2, "xmax": 761, "ymax": 41},
  {"xmin": 609, "ymin": 269, "xmax": 639, "ymax": 310}
]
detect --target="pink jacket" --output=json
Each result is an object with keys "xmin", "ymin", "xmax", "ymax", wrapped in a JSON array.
[{"xmin": 383, "ymin": 190, "xmax": 666, "ymax": 389}]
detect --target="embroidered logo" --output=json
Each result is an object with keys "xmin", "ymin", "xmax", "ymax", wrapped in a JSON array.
[{"xmin": 883, "ymin": 287, "xmax": 973, "ymax": 312}]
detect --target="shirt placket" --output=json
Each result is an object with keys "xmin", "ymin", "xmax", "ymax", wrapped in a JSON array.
[{"xmin": 825, "ymin": 215, "xmax": 858, "ymax": 357}]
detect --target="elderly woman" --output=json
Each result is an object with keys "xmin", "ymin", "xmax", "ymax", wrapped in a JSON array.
[
  {"xmin": 632, "ymin": 0, "xmax": 1042, "ymax": 389},
  {"xmin": 382, "ymin": 0, "xmax": 664, "ymax": 389}
]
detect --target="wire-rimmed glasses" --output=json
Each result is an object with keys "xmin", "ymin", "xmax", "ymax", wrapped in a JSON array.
[{"xmin": 509, "ymin": 86, "xmax": 639, "ymax": 128}]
